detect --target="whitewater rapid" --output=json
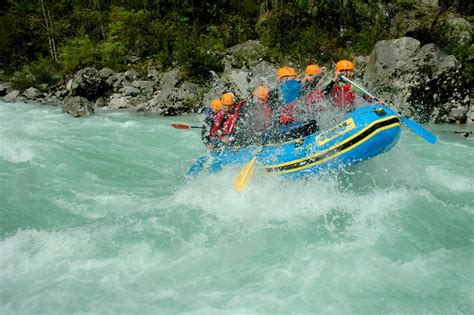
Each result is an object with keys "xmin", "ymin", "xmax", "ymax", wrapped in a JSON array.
[{"xmin": 1, "ymin": 102, "xmax": 473, "ymax": 313}]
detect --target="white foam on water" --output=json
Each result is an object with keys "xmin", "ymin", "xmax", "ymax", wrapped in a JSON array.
[
  {"xmin": 0, "ymin": 227, "xmax": 157, "ymax": 312},
  {"xmin": 53, "ymin": 190, "xmax": 160, "ymax": 219},
  {"xmin": 1, "ymin": 101, "xmax": 473, "ymax": 313},
  {"xmin": 0, "ymin": 140, "xmax": 36, "ymax": 163},
  {"xmin": 426, "ymin": 166, "xmax": 474, "ymax": 192},
  {"xmin": 0, "ymin": 229, "xmax": 91, "ymax": 277},
  {"xmin": 177, "ymin": 168, "xmax": 401, "ymax": 219}
]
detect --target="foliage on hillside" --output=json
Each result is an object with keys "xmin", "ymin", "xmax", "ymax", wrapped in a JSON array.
[{"xmin": 0, "ymin": 0, "xmax": 472, "ymax": 89}]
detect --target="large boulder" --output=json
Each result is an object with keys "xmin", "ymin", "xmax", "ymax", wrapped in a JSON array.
[
  {"xmin": 23, "ymin": 87, "xmax": 41, "ymax": 99},
  {"xmin": 199, "ymin": 40, "xmax": 277, "ymax": 107},
  {"xmin": 150, "ymin": 68, "xmax": 204, "ymax": 115},
  {"xmin": 4, "ymin": 90, "xmax": 20, "ymax": 102},
  {"xmin": 202, "ymin": 60, "xmax": 279, "ymax": 105},
  {"xmin": 109, "ymin": 96, "xmax": 130, "ymax": 109},
  {"xmin": 467, "ymin": 100, "xmax": 474, "ymax": 125},
  {"xmin": 222, "ymin": 40, "xmax": 268, "ymax": 70},
  {"xmin": 62, "ymin": 96, "xmax": 94, "ymax": 117},
  {"xmin": 98, "ymin": 67, "xmax": 115, "ymax": 80},
  {"xmin": 70, "ymin": 67, "xmax": 109, "ymax": 102},
  {"xmin": 364, "ymin": 37, "xmax": 470, "ymax": 123}
]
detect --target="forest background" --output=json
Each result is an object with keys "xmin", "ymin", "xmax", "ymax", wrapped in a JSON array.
[{"xmin": 0, "ymin": 0, "xmax": 472, "ymax": 95}]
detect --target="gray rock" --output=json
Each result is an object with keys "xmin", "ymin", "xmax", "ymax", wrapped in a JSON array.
[
  {"xmin": 147, "ymin": 68, "xmax": 160, "ymax": 80},
  {"xmin": 106, "ymin": 74, "xmax": 119, "ymax": 87},
  {"xmin": 449, "ymin": 106, "xmax": 468, "ymax": 121},
  {"xmin": 453, "ymin": 131, "xmax": 473, "ymax": 138},
  {"xmin": 177, "ymin": 82, "xmax": 200, "ymax": 102},
  {"xmin": 109, "ymin": 97, "xmax": 130, "ymax": 109},
  {"xmin": 141, "ymin": 67, "xmax": 204, "ymax": 115},
  {"xmin": 129, "ymin": 95, "xmax": 148, "ymax": 107},
  {"xmin": 124, "ymin": 69, "xmax": 139, "ymax": 81},
  {"xmin": 66, "ymin": 79, "xmax": 73, "ymax": 91},
  {"xmin": 142, "ymin": 87, "xmax": 154, "ymax": 99},
  {"xmin": 364, "ymin": 37, "xmax": 470, "ymax": 123},
  {"xmin": 122, "ymin": 86, "xmax": 141, "ymax": 97},
  {"xmin": 132, "ymin": 80, "xmax": 155, "ymax": 90},
  {"xmin": 94, "ymin": 96, "xmax": 107, "ymax": 108},
  {"xmin": 202, "ymin": 60, "xmax": 278, "ymax": 105},
  {"xmin": 99, "ymin": 67, "xmax": 115, "ymax": 80},
  {"xmin": 23, "ymin": 87, "xmax": 41, "ymax": 99},
  {"xmin": 466, "ymin": 100, "xmax": 474, "ymax": 125},
  {"xmin": 4, "ymin": 90, "xmax": 20, "ymax": 102},
  {"xmin": 55, "ymin": 89, "xmax": 68, "ymax": 99},
  {"xmin": 70, "ymin": 67, "xmax": 110, "ymax": 101},
  {"xmin": 63, "ymin": 96, "xmax": 94, "ymax": 117},
  {"xmin": 222, "ymin": 40, "xmax": 267, "ymax": 69},
  {"xmin": 42, "ymin": 94, "xmax": 59, "ymax": 105}
]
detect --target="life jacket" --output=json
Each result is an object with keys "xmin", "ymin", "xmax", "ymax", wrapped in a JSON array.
[
  {"xmin": 222, "ymin": 99, "xmax": 246, "ymax": 135},
  {"xmin": 332, "ymin": 82, "xmax": 356, "ymax": 111},
  {"xmin": 209, "ymin": 110, "xmax": 224, "ymax": 139},
  {"xmin": 280, "ymin": 79, "xmax": 302, "ymax": 104},
  {"xmin": 263, "ymin": 100, "xmax": 270, "ymax": 126},
  {"xmin": 305, "ymin": 89, "xmax": 324, "ymax": 111},
  {"xmin": 280, "ymin": 101, "xmax": 297, "ymax": 124},
  {"xmin": 279, "ymin": 80, "xmax": 302, "ymax": 124}
]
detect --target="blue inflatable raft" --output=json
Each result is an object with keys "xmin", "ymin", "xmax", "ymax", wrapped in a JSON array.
[{"xmin": 188, "ymin": 104, "xmax": 403, "ymax": 178}]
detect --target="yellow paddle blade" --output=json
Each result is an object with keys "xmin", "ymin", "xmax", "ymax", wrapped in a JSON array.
[{"xmin": 234, "ymin": 156, "xmax": 257, "ymax": 192}]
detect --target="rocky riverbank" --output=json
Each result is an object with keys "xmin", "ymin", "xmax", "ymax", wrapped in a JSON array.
[{"xmin": 1, "ymin": 38, "xmax": 472, "ymax": 124}]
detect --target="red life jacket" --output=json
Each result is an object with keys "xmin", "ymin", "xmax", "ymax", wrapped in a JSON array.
[
  {"xmin": 223, "ymin": 99, "xmax": 246, "ymax": 135},
  {"xmin": 209, "ymin": 111, "xmax": 224, "ymax": 139},
  {"xmin": 263, "ymin": 100, "xmax": 270, "ymax": 126},
  {"xmin": 280, "ymin": 102, "xmax": 297, "ymax": 124},
  {"xmin": 332, "ymin": 83, "xmax": 356, "ymax": 111},
  {"xmin": 305, "ymin": 89, "xmax": 324, "ymax": 111}
]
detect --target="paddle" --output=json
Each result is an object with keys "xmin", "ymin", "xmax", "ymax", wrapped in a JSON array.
[
  {"xmin": 339, "ymin": 74, "xmax": 437, "ymax": 144},
  {"xmin": 234, "ymin": 147, "xmax": 264, "ymax": 192},
  {"xmin": 234, "ymin": 128, "xmax": 272, "ymax": 192},
  {"xmin": 234, "ymin": 156, "xmax": 258, "ymax": 192},
  {"xmin": 171, "ymin": 123, "xmax": 203, "ymax": 129}
]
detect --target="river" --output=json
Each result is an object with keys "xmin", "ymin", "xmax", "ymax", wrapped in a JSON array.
[{"xmin": 1, "ymin": 101, "xmax": 473, "ymax": 313}]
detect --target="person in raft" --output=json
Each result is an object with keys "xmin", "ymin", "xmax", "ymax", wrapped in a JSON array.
[
  {"xmin": 322, "ymin": 59, "xmax": 383, "ymax": 112},
  {"xmin": 201, "ymin": 99, "xmax": 224, "ymax": 150}
]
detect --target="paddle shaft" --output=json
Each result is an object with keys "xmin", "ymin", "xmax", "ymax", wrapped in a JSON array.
[
  {"xmin": 339, "ymin": 74, "xmax": 377, "ymax": 100},
  {"xmin": 339, "ymin": 74, "xmax": 436, "ymax": 144},
  {"xmin": 171, "ymin": 123, "xmax": 203, "ymax": 129},
  {"xmin": 233, "ymin": 135, "xmax": 269, "ymax": 192}
]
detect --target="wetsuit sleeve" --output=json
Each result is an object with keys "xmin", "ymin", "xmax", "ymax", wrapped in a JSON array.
[
  {"xmin": 322, "ymin": 80, "xmax": 336, "ymax": 95},
  {"xmin": 302, "ymin": 73, "xmax": 324, "ymax": 94},
  {"xmin": 201, "ymin": 124, "xmax": 210, "ymax": 145},
  {"xmin": 201, "ymin": 115, "xmax": 213, "ymax": 145}
]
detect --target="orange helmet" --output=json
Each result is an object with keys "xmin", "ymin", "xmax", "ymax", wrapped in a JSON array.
[
  {"xmin": 335, "ymin": 60, "xmax": 354, "ymax": 72},
  {"xmin": 253, "ymin": 85, "xmax": 269, "ymax": 100},
  {"xmin": 210, "ymin": 99, "xmax": 222, "ymax": 110},
  {"xmin": 306, "ymin": 64, "xmax": 321, "ymax": 75},
  {"xmin": 221, "ymin": 92, "xmax": 235, "ymax": 105},
  {"xmin": 277, "ymin": 67, "xmax": 297, "ymax": 79}
]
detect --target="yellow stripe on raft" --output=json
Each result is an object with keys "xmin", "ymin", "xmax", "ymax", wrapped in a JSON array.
[{"xmin": 264, "ymin": 115, "xmax": 400, "ymax": 174}]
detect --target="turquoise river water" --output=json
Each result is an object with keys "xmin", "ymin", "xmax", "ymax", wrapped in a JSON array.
[{"xmin": 1, "ymin": 101, "xmax": 473, "ymax": 314}]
